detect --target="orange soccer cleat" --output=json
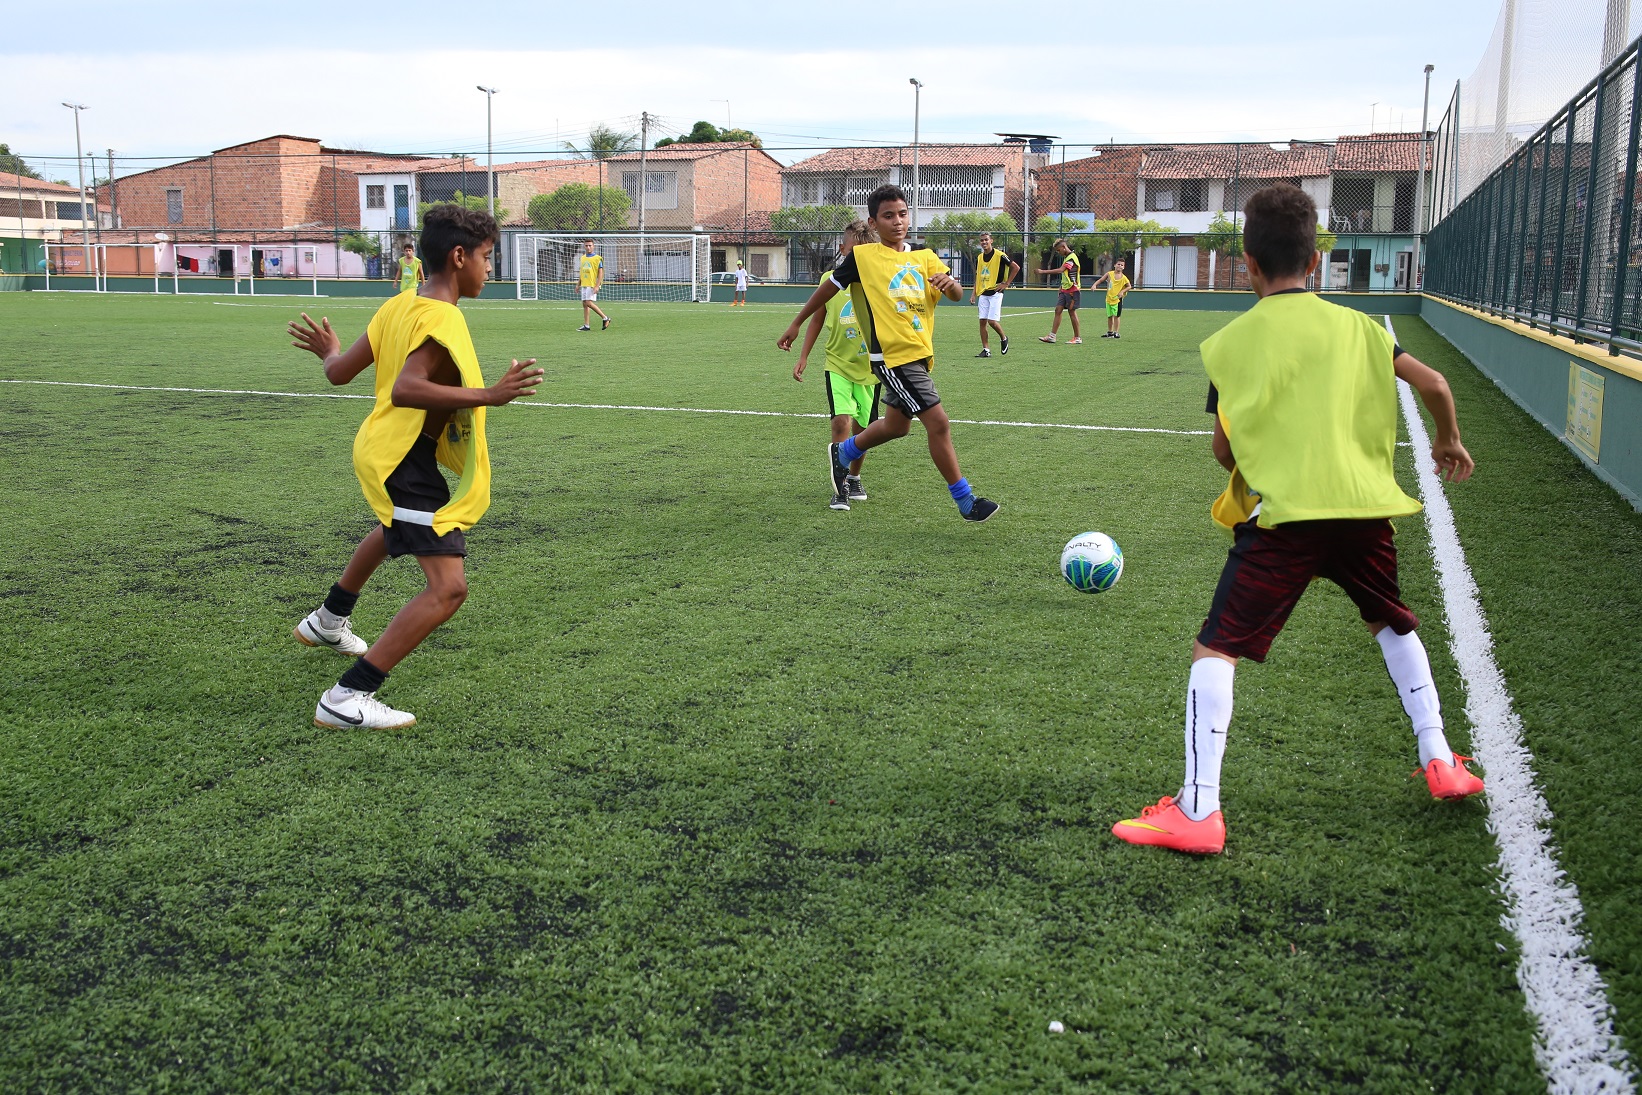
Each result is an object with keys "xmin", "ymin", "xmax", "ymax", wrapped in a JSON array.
[
  {"xmin": 1111, "ymin": 796, "xmax": 1226, "ymax": 855},
  {"xmin": 1417, "ymin": 754, "xmax": 1486, "ymax": 800}
]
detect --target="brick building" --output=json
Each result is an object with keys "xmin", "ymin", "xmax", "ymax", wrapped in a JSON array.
[
  {"xmin": 780, "ymin": 144, "xmax": 1026, "ymax": 231},
  {"xmin": 1030, "ymin": 145, "xmax": 1146, "ymax": 222}
]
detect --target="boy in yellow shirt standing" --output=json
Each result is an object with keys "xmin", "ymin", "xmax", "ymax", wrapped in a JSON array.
[
  {"xmin": 288, "ymin": 205, "xmax": 543, "ymax": 729},
  {"xmin": 578, "ymin": 238, "xmax": 611, "ymax": 331},
  {"xmin": 1092, "ymin": 258, "xmax": 1131, "ymax": 339},
  {"xmin": 778, "ymin": 184, "xmax": 998, "ymax": 522},
  {"xmin": 1111, "ymin": 184, "xmax": 1481, "ymax": 855},
  {"xmin": 395, "ymin": 242, "xmax": 424, "ymax": 293}
]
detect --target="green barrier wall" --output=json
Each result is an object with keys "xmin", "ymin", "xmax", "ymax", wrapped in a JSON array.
[{"xmin": 1418, "ymin": 296, "xmax": 1642, "ymax": 508}]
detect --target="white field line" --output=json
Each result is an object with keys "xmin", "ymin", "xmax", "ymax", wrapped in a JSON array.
[
  {"xmin": 1388, "ymin": 317, "xmax": 1634, "ymax": 1094},
  {"xmin": 0, "ymin": 379, "xmax": 1211, "ymax": 436}
]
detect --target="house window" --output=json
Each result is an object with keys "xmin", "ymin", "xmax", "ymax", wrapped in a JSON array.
[
  {"xmin": 915, "ymin": 165, "xmax": 991, "ymax": 208},
  {"xmin": 55, "ymin": 201, "xmax": 87, "ymax": 220},
  {"xmin": 1063, "ymin": 182, "xmax": 1089, "ymax": 211},
  {"xmin": 711, "ymin": 248, "xmax": 727, "ymax": 273},
  {"xmin": 1330, "ymin": 176, "xmax": 1375, "ymax": 232},
  {"xmin": 622, "ymin": 170, "xmax": 678, "ymax": 211},
  {"xmin": 166, "ymin": 188, "xmax": 183, "ymax": 225},
  {"xmin": 1179, "ymin": 180, "xmax": 1206, "ymax": 212},
  {"xmin": 1146, "ymin": 183, "xmax": 1177, "ymax": 212},
  {"xmin": 749, "ymin": 253, "xmax": 769, "ymax": 277},
  {"xmin": 365, "ymin": 185, "xmax": 386, "ymax": 209}
]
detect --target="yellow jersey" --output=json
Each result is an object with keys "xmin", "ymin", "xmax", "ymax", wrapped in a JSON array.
[
  {"xmin": 819, "ymin": 272, "xmax": 874, "ymax": 385},
  {"xmin": 973, "ymin": 248, "xmax": 1011, "ymax": 295},
  {"xmin": 397, "ymin": 256, "xmax": 423, "ymax": 293},
  {"xmin": 359, "ymin": 292, "xmax": 491, "ymax": 535},
  {"xmin": 1200, "ymin": 290, "xmax": 1419, "ymax": 528},
  {"xmin": 1103, "ymin": 270, "xmax": 1131, "ymax": 304},
  {"xmin": 829, "ymin": 242, "xmax": 949, "ymax": 369},
  {"xmin": 1058, "ymin": 252, "xmax": 1081, "ymax": 291},
  {"xmin": 578, "ymin": 253, "xmax": 603, "ymax": 288}
]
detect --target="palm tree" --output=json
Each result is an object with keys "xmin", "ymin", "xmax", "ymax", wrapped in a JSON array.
[{"xmin": 564, "ymin": 124, "xmax": 640, "ymax": 160}]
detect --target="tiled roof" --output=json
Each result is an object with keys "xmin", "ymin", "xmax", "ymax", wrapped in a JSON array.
[
  {"xmin": 1140, "ymin": 143, "xmax": 1333, "ymax": 180},
  {"xmin": 784, "ymin": 144, "xmax": 1014, "ymax": 173},
  {"xmin": 600, "ymin": 142, "xmax": 771, "ymax": 163},
  {"xmin": 1332, "ymin": 133, "xmax": 1431, "ymax": 172},
  {"xmin": 701, "ymin": 208, "xmax": 785, "ymax": 244},
  {"xmin": 7, "ymin": 177, "xmax": 89, "ymax": 194}
]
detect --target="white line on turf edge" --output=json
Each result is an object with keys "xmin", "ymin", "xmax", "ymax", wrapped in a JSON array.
[
  {"xmin": 0, "ymin": 379, "xmax": 1211, "ymax": 436},
  {"xmin": 1387, "ymin": 316, "xmax": 1634, "ymax": 1094}
]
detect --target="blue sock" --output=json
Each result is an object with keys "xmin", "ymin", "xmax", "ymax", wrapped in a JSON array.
[
  {"xmin": 949, "ymin": 477, "xmax": 974, "ymax": 515},
  {"xmin": 838, "ymin": 436, "xmax": 865, "ymax": 464}
]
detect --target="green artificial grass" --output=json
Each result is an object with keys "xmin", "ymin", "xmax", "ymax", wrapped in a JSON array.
[{"xmin": 0, "ymin": 291, "xmax": 1631, "ymax": 1091}]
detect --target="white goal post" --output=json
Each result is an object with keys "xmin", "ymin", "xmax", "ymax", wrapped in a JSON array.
[{"xmin": 515, "ymin": 233, "xmax": 712, "ymax": 303}]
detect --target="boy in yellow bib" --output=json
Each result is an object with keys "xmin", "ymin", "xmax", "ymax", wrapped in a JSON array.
[
  {"xmin": 396, "ymin": 242, "xmax": 424, "ymax": 293},
  {"xmin": 1092, "ymin": 258, "xmax": 1130, "ymax": 338},
  {"xmin": 1112, "ymin": 183, "xmax": 1480, "ymax": 855},
  {"xmin": 577, "ymin": 238, "xmax": 610, "ymax": 331},
  {"xmin": 793, "ymin": 220, "xmax": 880, "ymax": 509},
  {"xmin": 778, "ymin": 184, "xmax": 999, "ymax": 522},
  {"xmin": 288, "ymin": 205, "xmax": 543, "ymax": 729}
]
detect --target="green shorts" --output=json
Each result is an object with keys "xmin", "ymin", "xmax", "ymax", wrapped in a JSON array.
[
  {"xmin": 825, "ymin": 369, "xmax": 880, "ymax": 429},
  {"xmin": 1106, "ymin": 299, "xmax": 1124, "ymax": 318}
]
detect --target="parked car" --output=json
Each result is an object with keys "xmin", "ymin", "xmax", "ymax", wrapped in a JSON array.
[{"xmin": 710, "ymin": 271, "xmax": 765, "ymax": 284}]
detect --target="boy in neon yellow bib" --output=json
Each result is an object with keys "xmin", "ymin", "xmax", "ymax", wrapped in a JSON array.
[
  {"xmin": 287, "ymin": 204, "xmax": 543, "ymax": 730},
  {"xmin": 792, "ymin": 219, "xmax": 880, "ymax": 509},
  {"xmin": 1112, "ymin": 183, "xmax": 1481, "ymax": 856},
  {"xmin": 396, "ymin": 242, "xmax": 424, "ymax": 293}
]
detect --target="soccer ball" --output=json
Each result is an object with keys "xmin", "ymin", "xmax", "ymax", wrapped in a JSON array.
[{"xmin": 1060, "ymin": 532, "xmax": 1124, "ymax": 593}]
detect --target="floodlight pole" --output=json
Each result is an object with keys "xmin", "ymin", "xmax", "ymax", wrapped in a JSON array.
[
  {"xmin": 62, "ymin": 102, "xmax": 87, "ymax": 227},
  {"xmin": 909, "ymin": 78, "xmax": 923, "ymax": 240},
  {"xmin": 477, "ymin": 86, "xmax": 497, "ymax": 220},
  {"xmin": 1413, "ymin": 64, "xmax": 1435, "ymax": 290}
]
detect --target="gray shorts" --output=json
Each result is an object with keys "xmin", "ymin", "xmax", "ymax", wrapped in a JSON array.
[{"xmin": 873, "ymin": 359, "xmax": 941, "ymax": 417}]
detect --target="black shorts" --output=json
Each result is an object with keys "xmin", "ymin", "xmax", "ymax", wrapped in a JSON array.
[
  {"xmin": 1057, "ymin": 289, "xmax": 1080, "ymax": 311},
  {"xmin": 873, "ymin": 359, "xmax": 941, "ymax": 417},
  {"xmin": 382, "ymin": 434, "xmax": 468, "ymax": 558},
  {"xmin": 1197, "ymin": 518, "xmax": 1417, "ymax": 662}
]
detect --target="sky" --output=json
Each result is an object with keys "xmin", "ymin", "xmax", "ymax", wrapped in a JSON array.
[{"xmin": 0, "ymin": 0, "xmax": 1565, "ymax": 172}]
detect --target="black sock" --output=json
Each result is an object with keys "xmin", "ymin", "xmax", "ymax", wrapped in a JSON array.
[
  {"xmin": 323, "ymin": 583, "xmax": 360, "ymax": 618},
  {"xmin": 337, "ymin": 657, "xmax": 387, "ymax": 694}
]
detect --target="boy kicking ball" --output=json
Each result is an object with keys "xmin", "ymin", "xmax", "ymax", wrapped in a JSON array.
[
  {"xmin": 288, "ymin": 205, "xmax": 543, "ymax": 729},
  {"xmin": 778, "ymin": 184, "xmax": 999, "ymax": 523},
  {"xmin": 1112, "ymin": 183, "xmax": 1480, "ymax": 855},
  {"xmin": 792, "ymin": 219, "xmax": 880, "ymax": 510}
]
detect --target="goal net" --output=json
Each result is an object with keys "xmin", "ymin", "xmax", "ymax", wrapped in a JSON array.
[{"xmin": 515, "ymin": 233, "xmax": 712, "ymax": 303}]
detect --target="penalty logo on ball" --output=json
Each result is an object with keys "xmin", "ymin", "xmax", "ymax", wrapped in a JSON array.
[{"xmin": 1060, "ymin": 532, "xmax": 1124, "ymax": 593}]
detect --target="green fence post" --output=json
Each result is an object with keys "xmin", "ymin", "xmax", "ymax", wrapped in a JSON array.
[
  {"xmin": 1548, "ymin": 106, "xmax": 1580, "ymax": 328},
  {"xmin": 1571, "ymin": 71, "xmax": 1607, "ymax": 341},
  {"xmin": 1607, "ymin": 56, "xmax": 1642, "ymax": 353}
]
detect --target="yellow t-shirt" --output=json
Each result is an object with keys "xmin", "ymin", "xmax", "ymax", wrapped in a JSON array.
[
  {"xmin": 830, "ymin": 242, "xmax": 949, "ymax": 369},
  {"xmin": 397, "ymin": 256, "xmax": 423, "ymax": 292},
  {"xmin": 819, "ymin": 272, "xmax": 874, "ymax": 385},
  {"xmin": 358, "ymin": 293, "xmax": 491, "ymax": 535},
  {"xmin": 973, "ymin": 249, "xmax": 1010, "ymax": 294},
  {"xmin": 1200, "ymin": 291, "xmax": 1420, "ymax": 528},
  {"xmin": 1103, "ymin": 271, "xmax": 1131, "ymax": 304},
  {"xmin": 578, "ymin": 253, "xmax": 603, "ymax": 288}
]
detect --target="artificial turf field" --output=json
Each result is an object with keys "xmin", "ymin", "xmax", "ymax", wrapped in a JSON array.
[{"xmin": 2, "ymin": 290, "xmax": 1640, "ymax": 1093}]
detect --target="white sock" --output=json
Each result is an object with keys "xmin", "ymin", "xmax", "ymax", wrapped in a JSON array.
[
  {"xmin": 1180, "ymin": 657, "xmax": 1235, "ymax": 821},
  {"xmin": 316, "ymin": 605, "xmax": 345, "ymax": 629},
  {"xmin": 1375, "ymin": 628, "xmax": 1451, "ymax": 767}
]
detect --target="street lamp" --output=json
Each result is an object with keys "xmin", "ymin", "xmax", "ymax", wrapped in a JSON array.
[
  {"xmin": 909, "ymin": 78, "xmax": 923, "ymax": 238},
  {"xmin": 62, "ymin": 102, "xmax": 87, "ymax": 227},
  {"xmin": 1413, "ymin": 64, "xmax": 1435, "ymax": 290},
  {"xmin": 476, "ymin": 86, "xmax": 497, "ymax": 220}
]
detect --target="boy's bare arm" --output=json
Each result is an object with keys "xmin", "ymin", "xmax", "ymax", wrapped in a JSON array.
[
  {"xmin": 392, "ymin": 339, "xmax": 543, "ymax": 410},
  {"xmin": 930, "ymin": 271, "xmax": 962, "ymax": 301},
  {"xmin": 1394, "ymin": 351, "xmax": 1474, "ymax": 482},
  {"xmin": 794, "ymin": 311, "xmax": 825, "ymax": 380},
  {"xmin": 1211, "ymin": 415, "xmax": 1235, "ymax": 472},
  {"xmin": 777, "ymin": 280, "xmax": 840, "ymax": 350},
  {"xmin": 289, "ymin": 313, "xmax": 374, "ymax": 385}
]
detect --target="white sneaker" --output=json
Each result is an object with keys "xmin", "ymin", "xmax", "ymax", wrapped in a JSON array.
[
  {"xmin": 314, "ymin": 686, "xmax": 416, "ymax": 730},
  {"xmin": 294, "ymin": 610, "xmax": 369, "ymax": 656}
]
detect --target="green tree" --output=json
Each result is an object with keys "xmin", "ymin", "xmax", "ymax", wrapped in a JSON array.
[
  {"xmin": 417, "ymin": 191, "xmax": 508, "ymax": 227},
  {"xmin": 0, "ymin": 144, "xmax": 41, "ymax": 180},
  {"xmin": 564, "ymin": 124, "xmax": 640, "ymax": 160},
  {"xmin": 771, "ymin": 204, "xmax": 857, "ymax": 277},
  {"xmin": 922, "ymin": 211, "xmax": 1020, "ymax": 256},
  {"xmin": 654, "ymin": 121, "xmax": 763, "ymax": 149},
  {"xmin": 339, "ymin": 231, "xmax": 382, "ymax": 259},
  {"xmin": 1198, "ymin": 211, "xmax": 1242, "ymax": 258},
  {"xmin": 527, "ymin": 183, "xmax": 633, "ymax": 232}
]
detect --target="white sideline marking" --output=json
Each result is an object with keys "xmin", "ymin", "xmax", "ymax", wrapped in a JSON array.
[
  {"xmin": 1388, "ymin": 316, "xmax": 1634, "ymax": 1093},
  {"xmin": 0, "ymin": 379, "xmax": 1211, "ymax": 436}
]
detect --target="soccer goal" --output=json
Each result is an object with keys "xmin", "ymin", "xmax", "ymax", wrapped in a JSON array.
[{"xmin": 515, "ymin": 233, "xmax": 713, "ymax": 303}]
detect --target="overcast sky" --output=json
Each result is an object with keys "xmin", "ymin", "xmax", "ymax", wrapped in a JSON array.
[{"xmin": 0, "ymin": 0, "xmax": 1583, "ymax": 171}]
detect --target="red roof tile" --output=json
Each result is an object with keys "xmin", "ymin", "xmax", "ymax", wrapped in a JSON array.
[
  {"xmin": 1140, "ymin": 143, "xmax": 1332, "ymax": 180},
  {"xmin": 783, "ymin": 144, "xmax": 1016, "ymax": 173},
  {"xmin": 1332, "ymin": 133, "xmax": 1432, "ymax": 172}
]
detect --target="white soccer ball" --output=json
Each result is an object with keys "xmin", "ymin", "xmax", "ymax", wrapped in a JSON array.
[{"xmin": 1060, "ymin": 532, "xmax": 1124, "ymax": 593}]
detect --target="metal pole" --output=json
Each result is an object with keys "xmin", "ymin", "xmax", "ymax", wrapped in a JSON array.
[
  {"xmin": 1510, "ymin": 131, "xmax": 1535, "ymax": 315},
  {"xmin": 1548, "ymin": 106, "xmax": 1579, "ymax": 325},
  {"xmin": 1529, "ymin": 125, "xmax": 1554, "ymax": 319},
  {"xmin": 106, "ymin": 148, "xmax": 117, "ymax": 228},
  {"xmin": 1022, "ymin": 142, "xmax": 1031, "ymax": 281},
  {"xmin": 909, "ymin": 79, "xmax": 922, "ymax": 239},
  {"xmin": 638, "ymin": 111, "xmax": 650, "ymax": 235},
  {"xmin": 1413, "ymin": 64, "xmax": 1434, "ymax": 289},
  {"xmin": 1606, "ymin": 48, "xmax": 1642, "ymax": 352},
  {"xmin": 1602, "ymin": 0, "xmax": 1632, "ymax": 65},
  {"xmin": 1572, "ymin": 73, "xmax": 1608, "ymax": 339},
  {"xmin": 62, "ymin": 103, "xmax": 87, "ymax": 226},
  {"xmin": 15, "ymin": 169, "xmax": 25, "ymax": 275},
  {"xmin": 477, "ymin": 86, "xmax": 497, "ymax": 220}
]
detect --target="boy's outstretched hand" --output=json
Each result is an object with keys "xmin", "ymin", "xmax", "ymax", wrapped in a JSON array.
[
  {"xmin": 289, "ymin": 313, "xmax": 340, "ymax": 361},
  {"xmin": 486, "ymin": 359, "xmax": 544, "ymax": 405},
  {"xmin": 1431, "ymin": 438, "xmax": 1475, "ymax": 483}
]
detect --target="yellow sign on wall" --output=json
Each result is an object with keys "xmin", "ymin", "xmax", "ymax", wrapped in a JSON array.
[{"xmin": 1566, "ymin": 361, "xmax": 1605, "ymax": 463}]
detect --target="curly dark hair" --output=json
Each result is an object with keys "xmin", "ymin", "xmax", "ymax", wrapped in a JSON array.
[
  {"xmin": 1242, "ymin": 183, "xmax": 1317, "ymax": 280},
  {"xmin": 867, "ymin": 184, "xmax": 908, "ymax": 219},
  {"xmin": 420, "ymin": 204, "xmax": 499, "ymax": 272}
]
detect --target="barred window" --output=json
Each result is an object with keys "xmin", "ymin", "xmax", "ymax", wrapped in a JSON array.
[
  {"xmin": 622, "ymin": 170, "xmax": 678, "ymax": 210},
  {"xmin": 365, "ymin": 185, "xmax": 385, "ymax": 209},
  {"xmin": 1063, "ymin": 182, "xmax": 1088, "ymax": 211},
  {"xmin": 915, "ymin": 165, "xmax": 991, "ymax": 208},
  {"xmin": 1145, "ymin": 183, "xmax": 1177, "ymax": 212},
  {"xmin": 166, "ymin": 189, "xmax": 183, "ymax": 225}
]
